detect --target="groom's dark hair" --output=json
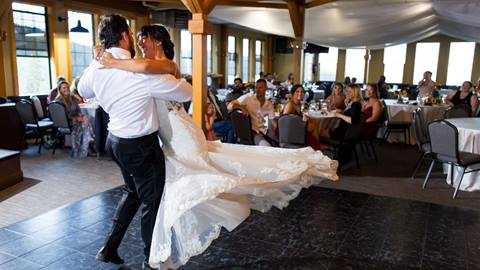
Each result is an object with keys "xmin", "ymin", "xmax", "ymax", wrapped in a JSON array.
[{"xmin": 98, "ymin": 14, "xmax": 130, "ymax": 49}]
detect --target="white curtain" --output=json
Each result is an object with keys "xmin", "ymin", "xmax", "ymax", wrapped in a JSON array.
[{"xmin": 210, "ymin": 0, "xmax": 480, "ymax": 49}]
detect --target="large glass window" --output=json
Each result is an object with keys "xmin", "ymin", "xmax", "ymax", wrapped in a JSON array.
[
  {"xmin": 68, "ymin": 11, "xmax": 94, "ymax": 79},
  {"xmin": 207, "ymin": 34, "xmax": 212, "ymax": 86},
  {"xmin": 255, "ymin": 40, "xmax": 263, "ymax": 80},
  {"xmin": 303, "ymin": 53, "xmax": 314, "ymax": 82},
  {"xmin": 413, "ymin": 42, "xmax": 439, "ymax": 83},
  {"xmin": 383, "ymin": 44, "xmax": 407, "ymax": 84},
  {"xmin": 13, "ymin": 2, "xmax": 51, "ymax": 95},
  {"xmin": 318, "ymin": 47, "xmax": 338, "ymax": 81},
  {"xmin": 344, "ymin": 49, "xmax": 365, "ymax": 84},
  {"xmin": 226, "ymin": 36, "xmax": 236, "ymax": 85},
  {"xmin": 180, "ymin": 30, "xmax": 192, "ymax": 75},
  {"xmin": 242, "ymin": 38, "xmax": 249, "ymax": 82},
  {"xmin": 446, "ymin": 42, "xmax": 475, "ymax": 86}
]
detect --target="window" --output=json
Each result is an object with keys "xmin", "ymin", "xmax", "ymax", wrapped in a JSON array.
[
  {"xmin": 13, "ymin": 2, "xmax": 51, "ymax": 95},
  {"xmin": 242, "ymin": 38, "xmax": 249, "ymax": 82},
  {"xmin": 446, "ymin": 42, "xmax": 475, "ymax": 86},
  {"xmin": 68, "ymin": 11, "xmax": 94, "ymax": 79},
  {"xmin": 207, "ymin": 34, "xmax": 212, "ymax": 86},
  {"xmin": 344, "ymin": 49, "xmax": 365, "ymax": 84},
  {"xmin": 303, "ymin": 53, "xmax": 315, "ymax": 82},
  {"xmin": 413, "ymin": 42, "xmax": 439, "ymax": 83},
  {"xmin": 255, "ymin": 40, "xmax": 263, "ymax": 80},
  {"xmin": 226, "ymin": 36, "xmax": 236, "ymax": 85},
  {"xmin": 383, "ymin": 44, "xmax": 407, "ymax": 84},
  {"xmin": 318, "ymin": 47, "xmax": 338, "ymax": 81},
  {"xmin": 180, "ymin": 30, "xmax": 192, "ymax": 75}
]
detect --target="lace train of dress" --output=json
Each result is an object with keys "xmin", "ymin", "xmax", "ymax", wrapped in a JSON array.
[{"xmin": 149, "ymin": 100, "xmax": 338, "ymax": 269}]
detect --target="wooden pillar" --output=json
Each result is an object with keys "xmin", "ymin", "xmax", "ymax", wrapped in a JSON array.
[
  {"xmin": 363, "ymin": 49, "xmax": 369, "ymax": 84},
  {"xmin": 188, "ymin": 13, "xmax": 212, "ymax": 130},
  {"xmin": 471, "ymin": 43, "xmax": 480, "ymax": 83},
  {"xmin": 1, "ymin": 0, "xmax": 17, "ymax": 96},
  {"xmin": 287, "ymin": 0, "xmax": 305, "ymax": 84},
  {"xmin": 403, "ymin": 43, "xmax": 416, "ymax": 84}
]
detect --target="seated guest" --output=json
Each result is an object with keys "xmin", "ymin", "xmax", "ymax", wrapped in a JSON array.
[
  {"xmin": 344, "ymin": 76, "xmax": 351, "ymax": 87},
  {"xmin": 265, "ymin": 73, "xmax": 276, "ymax": 89},
  {"xmin": 326, "ymin": 82, "xmax": 346, "ymax": 110},
  {"xmin": 377, "ymin": 75, "xmax": 388, "ymax": 99},
  {"xmin": 418, "ymin": 71, "xmax": 436, "ymax": 98},
  {"xmin": 225, "ymin": 77, "xmax": 245, "ymax": 103},
  {"xmin": 205, "ymin": 100, "xmax": 218, "ymax": 141},
  {"xmin": 228, "ymin": 79, "xmax": 274, "ymax": 146},
  {"xmin": 444, "ymin": 81, "xmax": 479, "ymax": 116},
  {"xmin": 362, "ymin": 84, "xmax": 383, "ymax": 137},
  {"xmin": 327, "ymin": 84, "xmax": 363, "ymax": 141},
  {"xmin": 282, "ymin": 84, "xmax": 323, "ymax": 150},
  {"xmin": 351, "ymin": 77, "xmax": 357, "ymax": 84},
  {"xmin": 55, "ymin": 81, "xmax": 94, "ymax": 158},
  {"xmin": 47, "ymin": 76, "xmax": 66, "ymax": 104},
  {"xmin": 207, "ymin": 93, "xmax": 235, "ymax": 143}
]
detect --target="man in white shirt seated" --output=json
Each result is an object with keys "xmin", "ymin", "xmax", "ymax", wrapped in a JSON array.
[
  {"xmin": 228, "ymin": 79, "xmax": 274, "ymax": 146},
  {"xmin": 78, "ymin": 14, "xmax": 192, "ymax": 270}
]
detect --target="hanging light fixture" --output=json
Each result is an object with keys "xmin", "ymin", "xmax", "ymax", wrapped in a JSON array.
[{"xmin": 70, "ymin": 20, "xmax": 89, "ymax": 33}]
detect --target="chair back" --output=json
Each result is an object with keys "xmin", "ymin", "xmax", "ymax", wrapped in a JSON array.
[
  {"xmin": 0, "ymin": 97, "xmax": 7, "ymax": 104},
  {"xmin": 278, "ymin": 114, "xmax": 307, "ymax": 148},
  {"xmin": 30, "ymin": 95, "xmax": 44, "ymax": 119},
  {"xmin": 444, "ymin": 105, "xmax": 470, "ymax": 119},
  {"xmin": 343, "ymin": 114, "xmax": 365, "ymax": 142},
  {"xmin": 381, "ymin": 100, "xmax": 389, "ymax": 123},
  {"xmin": 230, "ymin": 109, "xmax": 254, "ymax": 145},
  {"xmin": 15, "ymin": 99, "xmax": 37, "ymax": 125},
  {"xmin": 428, "ymin": 120, "xmax": 459, "ymax": 164},
  {"xmin": 411, "ymin": 108, "xmax": 428, "ymax": 150},
  {"xmin": 48, "ymin": 102, "xmax": 71, "ymax": 132}
]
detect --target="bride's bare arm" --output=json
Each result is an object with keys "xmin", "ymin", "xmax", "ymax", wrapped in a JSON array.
[{"xmin": 99, "ymin": 51, "xmax": 180, "ymax": 78}]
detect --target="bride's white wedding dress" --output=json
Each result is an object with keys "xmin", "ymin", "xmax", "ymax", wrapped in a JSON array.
[{"xmin": 149, "ymin": 100, "xmax": 338, "ymax": 269}]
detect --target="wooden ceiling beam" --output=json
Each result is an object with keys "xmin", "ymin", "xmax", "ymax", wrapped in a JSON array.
[
  {"xmin": 305, "ymin": 0, "xmax": 335, "ymax": 9},
  {"xmin": 180, "ymin": 0, "xmax": 218, "ymax": 14},
  {"xmin": 287, "ymin": 0, "xmax": 305, "ymax": 38},
  {"xmin": 216, "ymin": 0, "xmax": 288, "ymax": 9}
]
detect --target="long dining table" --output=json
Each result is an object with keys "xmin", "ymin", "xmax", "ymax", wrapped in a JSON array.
[{"xmin": 444, "ymin": 118, "xmax": 480, "ymax": 191}]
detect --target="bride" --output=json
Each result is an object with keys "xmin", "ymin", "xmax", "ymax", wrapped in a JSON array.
[{"xmin": 98, "ymin": 24, "xmax": 338, "ymax": 269}]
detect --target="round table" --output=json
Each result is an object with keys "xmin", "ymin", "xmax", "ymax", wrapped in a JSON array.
[
  {"xmin": 305, "ymin": 111, "xmax": 340, "ymax": 135},
  {"xmin": 444, "ymin": 118, "xmax": 480, "ymax": 191},
  {"xmin": 384, "ymin": 99, "xmax": 448, "ymax": 144}
]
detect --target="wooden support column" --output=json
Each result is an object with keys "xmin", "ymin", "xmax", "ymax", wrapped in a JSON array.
[
  {"xmin": 287, "ymin": 0, "xmax": 305, "ymax": 84},
  {"xmin": 188, "ymin": 13, "xmax": 212, "ymax": 130},
  {"xmin": 363, "ymin": 49, "xmax": 369, "ymax": 84}
]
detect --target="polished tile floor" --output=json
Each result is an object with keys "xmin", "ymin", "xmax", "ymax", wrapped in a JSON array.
[{"xmin": 0, "ymin": 186, "xmax": 479, "ymax": 270}]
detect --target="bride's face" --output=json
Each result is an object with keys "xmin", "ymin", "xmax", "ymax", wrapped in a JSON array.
[{"xmin": 137, "ymin": 34, "xmax": 156, "ymax": 60}]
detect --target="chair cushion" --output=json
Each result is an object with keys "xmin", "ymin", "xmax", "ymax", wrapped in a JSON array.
[
  {"xmin": 27, "ymin": 120, "xmax": 53, "ymax": 129},
  {"xmin": 458, "ymin": 151, "xmax": 480, "ymax": 167}
]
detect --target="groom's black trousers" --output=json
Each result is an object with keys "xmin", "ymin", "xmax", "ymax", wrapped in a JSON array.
[{"xmin": 105, "ymin": 131, "xmax": 165, "ymax": 260}]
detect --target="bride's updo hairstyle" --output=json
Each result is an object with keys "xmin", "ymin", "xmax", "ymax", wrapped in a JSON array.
[{"xmin": 138, "ymin": 24, "xmax": 175, "ymax": 60}]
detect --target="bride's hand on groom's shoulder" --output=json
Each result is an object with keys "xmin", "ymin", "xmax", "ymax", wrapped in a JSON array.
[
  {"xmin": 93, "ymin": 45, "xmax": 105, "ymax": 60},
  {"xmin": 98, "ymin": 52, "xmax": 114, "ymax": 69}
]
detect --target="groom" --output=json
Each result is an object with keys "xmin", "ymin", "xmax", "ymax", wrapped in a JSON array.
[{"xmin": 78, "ymin": 14, "xmax": 192, "ymax": 269}]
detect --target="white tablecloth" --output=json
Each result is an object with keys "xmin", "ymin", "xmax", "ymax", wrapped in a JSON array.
[
  {"xmin": 444, "ymin": 118, "xmax": 480, "ymax": 191},
  {"xmin": 306, "ymin": 111, "xmax": 340, "ymax": 132},
  {"xmin": 384, "ymin": 99, "xmax": 447, "ymax": 144}
]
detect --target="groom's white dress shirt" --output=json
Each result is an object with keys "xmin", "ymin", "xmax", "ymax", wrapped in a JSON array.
[{"xmin": 79, "ymin": 47, "xmax": 192, "ymax": 139}]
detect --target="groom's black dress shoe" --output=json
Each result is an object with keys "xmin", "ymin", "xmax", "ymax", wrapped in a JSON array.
[{"xmin": 96, "ymin": 246, "xmax": 124, "ymax": 265}]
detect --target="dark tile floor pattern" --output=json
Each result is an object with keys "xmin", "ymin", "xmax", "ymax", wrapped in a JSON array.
[{"xmin": 0, "ymin": 186, "xmax": 480, "ymax": 270}]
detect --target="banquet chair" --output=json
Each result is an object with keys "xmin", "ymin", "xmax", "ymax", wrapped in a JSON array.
[
  {"xmin": 443, "ymin": 105, "xmax": 470, "ymax": 119},
  {"xmin": 411, "ymin": 108, "xmax": 432, "ymax": 179},
  {"xmin": 324, "ymin": 115, "xmax": 365, "ymax": 169},
  {"xmin": 382, "ymin": 100, "xmax": 411, "ymax": 144},
  {"xmin": 423, "ymin": 120, "xmax": 480, "ymax": 198},
  {"xmin": 278, "ymin": 114, "xmax": 307, "ymax": 148},
  {"xmin": 230, "ymin": 109, "xmax": 254, "ymax": 145},
  {"xmin": 48, "ymin": 102, "xmax": 72, "ymax": 156},
  {"xmin": 15, "ymin": 99, "xmax": 53, "ymax": 154}
]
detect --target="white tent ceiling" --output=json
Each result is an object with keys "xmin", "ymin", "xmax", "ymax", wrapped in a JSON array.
[{"xmin": 209, "ymin": 0, "xmax": 480, "ymax": 49}]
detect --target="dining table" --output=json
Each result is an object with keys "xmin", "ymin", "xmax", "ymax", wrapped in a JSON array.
[
  {"xmin": 444, "ymin": 118, "xmax": 480, "ymax": 191},
  {"xmin": 383, "ymin": 99, "xmax": 448, "ymax": 145}
]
